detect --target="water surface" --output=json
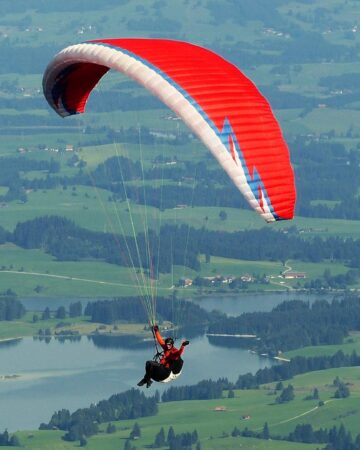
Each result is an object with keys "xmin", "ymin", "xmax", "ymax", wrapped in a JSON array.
[{"xmin": 0, "ymin": 334, "xmax": 274, "ymax": 431}]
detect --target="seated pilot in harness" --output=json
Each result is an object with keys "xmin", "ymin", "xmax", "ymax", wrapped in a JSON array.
[{"xmin": 137, "ymin": 324, "xmax": 189, "ymax": 388}]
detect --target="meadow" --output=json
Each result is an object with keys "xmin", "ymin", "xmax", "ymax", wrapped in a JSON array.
[
  {"xmin": 285, "ymin": 332, "xmax": 360, "ymax": 359},
  {"xmin": 0, "ymin": 310, "xmax": 146, "ymax": 341},
  {"xmin": 9, "ymin": 365, "xmax": 360, "ymax": 449},
  {"xmin": 1, "ymin": 2, "xmax": 360, "ymax": 450},
  {"xmin": 1, "ymin": 240, "xmax": 354, "ymax": 298}
]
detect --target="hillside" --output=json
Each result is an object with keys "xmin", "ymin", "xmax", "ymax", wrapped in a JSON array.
[{"xmin": 0, "ymin": 0, "xmax": 359, "ymax": 298}]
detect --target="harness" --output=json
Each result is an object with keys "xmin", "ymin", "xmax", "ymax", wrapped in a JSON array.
[
  {"xmin": 152, "ymin": 348, "xmax": 164, "ymax": 364},
  {"xmin": 151, "ymin": 329, "xmax": 183, "ymax": 382}
]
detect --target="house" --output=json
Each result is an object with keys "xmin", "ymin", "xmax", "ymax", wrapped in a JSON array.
[
  {"xmin": 222, "ymin": 276, "xmax": 234, "ymax": 284},
  {"xmin": 283, "ymin": 272, "xmax": 306, "ymax": 279},
  {"xmin": 214, "ymin": 406, "xmax": 226, "ymax": 412},
  {"xmin": 241, "ymin": 274, "xmax": 254, "ymax": 282},
  {"xmin": 178, "ymin": 278, "xmax": 193, "ymax": 287}
]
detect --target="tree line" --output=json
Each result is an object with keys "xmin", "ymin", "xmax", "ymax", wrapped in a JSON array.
[
  {"xmin": 39, "ymin": 388, "xmax": 158, "ymax": 442},
  {"xmin": 161, "ymin": 379, "xmax": 227, "ymax": 403},
  {"xmin": 84, "ymin": 296, "xmax": 210, "ymax": 326},
  {"xmin": 231, "ymin": 422, "xmax": 360, "ymax": 449},
  {"xmin": 0, "ymin": 290, "xmax": 25, "ymax": 321},
  {"xmin": 235, "ymin": 350, "xmax": 360, "ymax": 389},
  {"xmin": 7, "ymin": 216, "xmax": 360, "ymax": 277},
  {"xmin": 161, "ymin": 350, "xmax": 360, "ymax": 402},
  {"xmin": 0, "ymin": 430, "xmax": 20, "ymax": 447},
  {"xmin": 11, "ymin": 216, "xmax": 200, "ymax": 273},
  {"xmin": 208, "ymin": 294, "xmax": 360, "ymax": 354},
  {"xmin": 152, "ymin": 426, "xmax": 200, "ymax": 450},
  {"xmin": 304, "ymin": 267, "xmax": 360, "ymax": 290}
]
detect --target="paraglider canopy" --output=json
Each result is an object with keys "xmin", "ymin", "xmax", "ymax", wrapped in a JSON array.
[{"xmin": 43, "ymin": 38, "xmax": 296, "ymax": 222}]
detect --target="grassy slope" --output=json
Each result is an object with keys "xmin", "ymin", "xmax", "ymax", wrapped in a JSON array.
[
  {"xmin": 9, "ymin": 365, "xmax": 360, "ymax": 449},
  {"xmin": 1, "ymin": 241, "xmax": 355, "ymax": 297},
  {"xmin": 285, "ymin": 332, "xmax": 360, "ymax": 359},
  {"xmin": 1, "ymin": 3, "xmax": 360, "ymax": 450},
  {"xmin": 6, "ymin": 183, "xmax": 360, "ymax": 238},
  {"xmin": 1, "ymin": 0, "xmax": 360, "ymax": 301}
]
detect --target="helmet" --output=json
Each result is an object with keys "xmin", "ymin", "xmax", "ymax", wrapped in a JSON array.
[{"xmin": 165, "ymin": 337, "xmax": 174, "ymax": 345}]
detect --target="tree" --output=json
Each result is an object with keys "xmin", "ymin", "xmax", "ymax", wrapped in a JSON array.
[
  {"xmin": 167, "ymin": 426, "xmax": 175, "ymax": 444},
  {"xmin": 69, "ymin": 301, "xmax": 82, "ymax": 317},
  {"xmin": 262, "ymin": 422, "xmax": 270, "ymax": 439},
  {"xmin": 276, "ymin": 384, "xmax": 295, "ymax": 403},
  {"xmin": 334, "ymin": 383, "xmax": 350, "ymax": 398},
  {"xmin": 154, "ymin": 428, "xmax": 166, "ymax": 447},
  {"xmin": 106, "ymin": 423, "xmax": 116, "ymax": 434},
  {"xmin": 124, "ymin": 439, "xmax": 135, "ymax": 450},
  {"xmin": 227, "ymin": 389, "xmax": 235, "ymax": 398},
  {"xmin": 42, "ymin": 307, "xmax": 51, "ymax": 320},
  {"xmin": 34, "ymin": 285, "xmax": 43, "ymax": 293},
  {"xmin": 9, "ymin": 434, "xmax": 20, "ymax": 446},
  {"xmin": 154, "ymin": 390, "xmax": 160, "ymax": 403},
  {"xmin": 129, "ymin": 423, "xmax": 141, "ymax": 440},
  {"xmin": 56, "ymin": 306, "xmax": 66, "ymax": 319},
  {"xmin": 0, "ymin": 430, "xmax": 9, "ymax": 445},
  {"xmin": 219, "ymin": 210, "xmax": 227, "ymax": 221}
]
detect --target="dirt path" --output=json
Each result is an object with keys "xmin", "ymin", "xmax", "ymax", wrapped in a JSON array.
[
  {"xmin": 0, "ymin": 269, "xmax": 145, "ymax": 289},
  {"xmin": 255, "ymin": 399, "xmax": 336, "ymax": 431},
  {"xmin": 268, "ymin": 261, "xmax": 294, "ymax": 290}
]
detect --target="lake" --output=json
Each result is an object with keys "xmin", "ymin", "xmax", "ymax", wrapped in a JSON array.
[
  {"xmin": 0, "ymin": 291, "xmax": 332, "ymax": 431},
  {"xmin": 0, "ymin": 333, "xmax": 274, "ymax": 431},
  {"xmin": 190, "ymin": 291, "xmax": 330, "ymax": 316},
  {"xmin": 19, "ymin": 291, "xmax": 328, "ymax": 315}
]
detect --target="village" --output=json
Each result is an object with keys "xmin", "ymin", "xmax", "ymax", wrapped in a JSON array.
[{"xmin": 178, "ymin": 270, "xmax": 306, "ymax": 290}]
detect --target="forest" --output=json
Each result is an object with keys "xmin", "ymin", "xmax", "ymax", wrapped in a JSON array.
[
  {"xmin": 84, "ymin": 296, "xmax": 211, "ymax": 325},
  {"xmin": 208, "ymin": 294, "xmax": 360, "ymax": 353},
  {"xmin": 7, "ymin": 216, "xmax": 360, "ymax": 275},
  {"xmin": 40, "ymin": 389, "xmax": 158, "ymax": 441},
  {"xmin": 0, "ymin": 290, "xmax": 26, "ymax": 320},
  {"xmin": 1, "ymin": 134, "xmax": 360, "ymax": 221}
]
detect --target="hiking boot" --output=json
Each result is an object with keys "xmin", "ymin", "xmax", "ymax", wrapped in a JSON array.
[
  {"xmin": 146, "ymin": 380, "xmax": 152, "ymax": 388},
  {"xmin": 137, "ymin": 378, "xmax": 146, "ymax": 387}
]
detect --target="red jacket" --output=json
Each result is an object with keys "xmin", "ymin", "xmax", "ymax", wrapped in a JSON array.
[{"xmin": 155, "ymin": 330, "xmax": 185, "ymax": 369}]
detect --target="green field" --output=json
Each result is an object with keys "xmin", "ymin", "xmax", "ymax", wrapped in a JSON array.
[
  {"xmin": 0, "ymin": 244, "xmax": 281, "ymax": 297},
  {"xmin": 285, "ymin": 332, "xmax": 360, "ymax": 359},
  {"xmin": 0, "ymin": 310, "xmax": 147, "ymax": 341},
  {"xmin": 0, "ymin": 238, "xmax": 356, "ymax": 297},
  {"xmin": 7, "ymin": 365, "xmax": 360, "ymax": 449},
  {"xmin": 3, "ymin": 180, "xmax": 360, "ymax": 241},
  {"xmin": 0, "ymin": 242, "xmax": 174, "ymax": 298},
  {"xmin": 1, "ymin": 241, "xmax": 354, "ymax": 297}
]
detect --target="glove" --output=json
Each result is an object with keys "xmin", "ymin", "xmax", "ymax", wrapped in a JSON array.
[
  {"xmin": 152, "ymin": 325, "xmax": 159, "ymax": 332},
  {"xmin": 182, "ymin": 340, "xmax": 190, "ymax": 346}
]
